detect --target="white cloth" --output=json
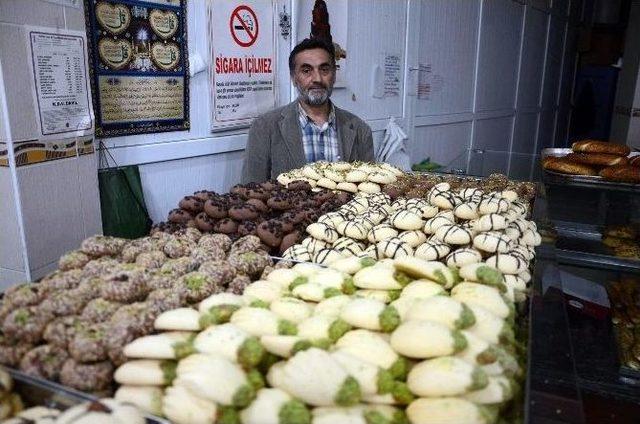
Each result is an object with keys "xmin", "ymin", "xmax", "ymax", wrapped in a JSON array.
[{"xmin": 376, "ymin": 116, "xmax": 411, "ymax": 171}]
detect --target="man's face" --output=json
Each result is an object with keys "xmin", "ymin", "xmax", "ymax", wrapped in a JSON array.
[{"xmin": 292, "ymin": 48, "xmax": 336, "ymax": 106}]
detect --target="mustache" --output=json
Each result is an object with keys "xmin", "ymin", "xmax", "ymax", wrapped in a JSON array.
[{"xmin": 308, "ymin": 84, "xmax": 327, "ymax": 90}]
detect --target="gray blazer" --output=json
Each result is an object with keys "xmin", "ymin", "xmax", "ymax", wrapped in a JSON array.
[{"xmin": 241, "ymin": 101, "xmax": 374, "ymax": 183}]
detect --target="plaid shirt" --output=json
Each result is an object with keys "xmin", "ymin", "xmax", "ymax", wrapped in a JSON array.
[{"xmin": 298, "ymin": 102, "xmax": 340, "ymax": 163}]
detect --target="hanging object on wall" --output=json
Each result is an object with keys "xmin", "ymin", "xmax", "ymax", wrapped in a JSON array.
[
  {"xmin": 296, "ymin": 0, "xmax": 348, "ymax": 88},
  {"xmin": 209, "ymin": 0, "xmax": 276, "ymax": 130},
  {"xmin": 84, "ymin": 0, "xmax": 190, "ymax": 137}
]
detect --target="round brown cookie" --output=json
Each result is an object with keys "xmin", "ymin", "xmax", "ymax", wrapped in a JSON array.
[
  {"xmin": 334, "ymin": 191, "xmax": 352, "ymax": 204},
  {"xmin": 230, "ymin": 184, "xmax": 249, "ymax": 198},
  {"xmin": 204, "ymin": 198, "xmax": 229, "ymax": 219},
  {"xmin": 191, "ymin": 245, "xmax": 226, "ymax": 263},
  {"xmin": 277, "ymin": 217, "xmax": 295, "ymax": 234},
  {"xmin": 135, "ymin": 250, "xmax": 167, "ymax": 269},
  {"xmin": 237, "ymin": 220, "xmax": 258, "ymax": 237},
  {"xmin": 280, "ymin": 230, "xmax": 302, "ymax": 254},
  {"xmin": 246, "ymin": 185, "xmax": 269, "ymax": 201},
  {"xmin": 213, "ymin": 218, "xmax": 239, "ymax": 235},
  {"xmin": 101, "ymin": 267, "xmax": 150, "ymax": 303},
  {"xmin": 105, "ymin": 321, "xmax": 145, "ymax": 367},
  {"xmin": 176, "ymin": 272, "xmax": 222, "ymax": 303},
  {"xmin": 229, "ymin": 204, "xmax": 260, "ymax": 221},
  {"xmin": 266, "ymin": 193, "xmax": 293, "ymax": 211},
  {"xmin": 287, "ymin": 180, "xmax": 312, "ymax": 191},
  {"xmin": 256, "ymin": 220, "xmax": 284, "ymax": 248},
  {"xmin": 261, "ymin": 179, "xmax": 280, "ymax": 191},
  {"xmin": 246, "ymin": 198, "xmax": 268, "ymax": 213},
  {"xmin": 60, "ymin": 359, "xmax": 114, "ymax": 391},
  {"xmin": 313, "ymin": 190, "xmax": 336, "ymax": 205},
  {"xmin": 194, "ymin": 212, "xmax": 217, "ymax": 232},
  {"xmin": 179, "ymin": 196, "xmax": 205, "ymax": 214},
  {"xmin": 193, "ymin": 190, "xmax": 217, "ymax": 202},
  {"xmin": 168, "ymin": 208, "xmax": 193, "ymax": 224},
  {"xmin": 20, "ymin": 345, "xmax": 68, "ymax": 380},
  {"xmin": 199, "ymin": 233, "xmax": 233, "ymax": 251}
]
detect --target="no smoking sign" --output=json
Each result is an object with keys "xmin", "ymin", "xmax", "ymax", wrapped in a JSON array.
[{"xmin": 230, "ymin": 5, "xmax": 259, "ymax": 47}]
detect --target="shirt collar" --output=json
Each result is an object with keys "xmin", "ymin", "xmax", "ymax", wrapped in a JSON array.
[{"xmin": 298, "ymin": 101, "xmax": 336, "ymax": 128}]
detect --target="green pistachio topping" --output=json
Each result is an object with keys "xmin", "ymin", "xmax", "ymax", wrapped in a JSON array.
[
  {"xmin": 289, "ymin": 276, "xmax": 308, "ymax": 291},
  {"xmin": 393, "ymin": 271, "xmax": 412, "ymax": 287},
  {"xmin": 311, "ymin": 338, "xmax": 332, "ymax": 350},
  {"xmin": 388, "ymin": 357, "xmax": 410, "ymax": 381},
  {"xmin": 478, "ymin": 405, "xmax": 499, "ymax": 424},
  {"xmin": 249, "ymin": 299, "xmax": 270, "ymax": 309},
  {"xmin": 323, "ymin": 287, "xmax": 342, "ymax": 298},
  {"xmin": 172, "ymin": 334, "xmax": 196, "ymax": 360},
  {"xmin": 342, "ymin": 277, "xmax": 356, "ymax": 295},
  {"xmin": 217, "ymin": 406, "xmax": 241, "ymax": 424},
  {"xmin": 291, "ymin": 339, "xmax": 313, "ymax": 355},
  {"xmin": 376, "ymin": 369, "xmax": 394, "ymax": 394},
  {"xmin": 14, "ymin": 310, "xmax": 30, "ymax": 325},
  {"xmin": 237, "ymin": 337, "xmax": 265, "ymax": 368},
  {"xmin": 379, "ymin": 306, "xmax": 401, "ymax": 333},
  {"xmin": 433, "ymin": 270, "xmax": 448, "ymax": 286},
  {"xmin": 449, "ymin": 266, "xmax": 462, "ymax": 284},
  {"xmin": 199, "ymin": 304, "xmax": 240, "ymax": 328},
  {"xmin": 391, "ymin": 410, "xmax": 410, "ymax": 424},
  {"xmin": 184, "ymin": 273, "xmax": 207, "ymax": 290},
  {"xmin": 334, "ymin": 376, "xmax": 361, "ymax": 406},
  {"xmin": 469, "ymin": 367, "xmax": 489, "ymax": 391},
  {"xmin": 391, "ymin": 381, "xmax": 414, "ymax": 404},
  {"xmin": 451, "ymin": 330, "xmax": 468, "ymax": 353},
  {"xmin": 364, "ymin": 410, "xmax": 391, "ymax": 424},
  {"xmin": 246, "ymin": 368, "xmax": 265, "ymax": 391},
  {"xmin": 277, "ymin": 319, "xmax": 298, "ymax": 336},
  {"xmin": 476, "ymin": 266, "xmax": 505, "ymax": 292},
  {"xmin": 231, "ymin": 384, "xmax": 255, "ymax": 408},
  {"xmin": 160, "ymin": 360, "xmax": 177, "ymax": 385},
  {"xmin": 388, "ymin": 290, "xmax": 401, "ymax": 301},
  {"xmin": 328, "ymin": 319, "xmax": 352, "ymax": 342},
  {"xmin": 360, "ymin": 257, "xmax": 377, "ymax": 267},
  {"xmin": 279, "ymin": 399, "xmax": 311, "ymax": 424},
  {"xmin": 454, "ymin": 303, "xmax": 476, "ymax": 329},
  {"xmin": 477, "ymin": 347, "xmax": 499, "ymax": 365}
]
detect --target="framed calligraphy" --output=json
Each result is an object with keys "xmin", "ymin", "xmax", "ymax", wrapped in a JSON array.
[{"xmin": 84, "ymin": 0, "xmax": 190, "ymax": 137}]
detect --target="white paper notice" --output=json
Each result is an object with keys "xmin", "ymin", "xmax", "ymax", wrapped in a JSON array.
[
  {"xmin": 383, "ymin": 53, "xmax": 401, "ymax": 97},
  {"xmin": 29, "ymin": 30, "xmax": 92, "ymax": 137},
  {"xmin": 210, "ymin": 0, "xmax": 276, "ymax": 130},
  {"xmin": 417, "ymin": 63, "xmax": 432, "ymax": 100}
]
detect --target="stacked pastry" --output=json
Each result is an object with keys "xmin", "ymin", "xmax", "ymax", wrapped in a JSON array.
[
  {"xmin": 543, "ymin": 140, "xmax": 640, "ymax": 183},
  {"xmin": 0, "ymin": 231, "xmax": 277, "ymax": 394},
  {"xmin": 115, "ymin": 257, "xmax": 523, "ymax": 424},
  {"xmin": 276, "ymin": 161, "xmax": 404, "ymax": 194},
  {"xmin": 608, "ymin": 277, "xmax": 640, "ymax": 371},
  {"xmin": 157, "ymin": 180, "xmax": 352, "ymax": 255},
  {"xmin": 602, "ymin": 224, "xmax": 640, "ymax": 260},
  {"xmin": 283, "ymin": 183, "xmax": 538, "ymax": 298},
  {"xmin": 2, "ymin": 398, "xmax": 145, "ymax": 424},
  {"xmin": 0, "ymin": 368, "xmax": 23, "ymax": 421}
]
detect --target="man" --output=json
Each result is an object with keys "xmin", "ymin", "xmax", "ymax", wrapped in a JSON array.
[{"xmin": 241, "ymin": 38, "xmax": 374, "ymax": 183}]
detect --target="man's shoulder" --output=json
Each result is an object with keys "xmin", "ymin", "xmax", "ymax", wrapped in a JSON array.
[{"xmin": 253, "ymin": 102, "xmax": 296, "ymax": 126}]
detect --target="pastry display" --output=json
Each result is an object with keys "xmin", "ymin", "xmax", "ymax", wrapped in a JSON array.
[
  {"xmin": 2, "ymin": 398, "xmax": 145, "ymax": 424},
  {"xmin": 542, "ymin": 139, "xmax": 640, "ymax": 183},
  {"xmin": 116, "ymin": 257, "xmax": 524, "ymax": 423},
  {"xmin": 0, "ymin": 231, "xmax": 276, "ymax": 393},
  {"xmin": 602, "ymin": 224, "xmax": 640, "ymax": 260},
  {"xmin": 0, "ymin": 368, "xmax": 24, "ymax": 421}
]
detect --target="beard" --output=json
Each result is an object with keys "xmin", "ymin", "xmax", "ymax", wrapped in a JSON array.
[{"xmin": 296, "ymin": 83, "xmax": 333, "ymax": 106}]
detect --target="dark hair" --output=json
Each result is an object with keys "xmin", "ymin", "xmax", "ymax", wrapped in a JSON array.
[{"xmin": 288, "ymin": 38, "xmax": 336, "ymax": 74}]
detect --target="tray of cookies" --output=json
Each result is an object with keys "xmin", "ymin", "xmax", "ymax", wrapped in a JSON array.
[{"xmin": 542, "ymin": 142, "xmax": 640, "ymax": 188}]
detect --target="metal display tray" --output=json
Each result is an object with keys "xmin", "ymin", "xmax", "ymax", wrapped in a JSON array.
[
  {"xmin": 541, "ymin": 148, "xmax": 640, "ymax": 193},
  {"xmin": 5, "ymin": 367, "xmax": 169, "ymax": 423}
]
